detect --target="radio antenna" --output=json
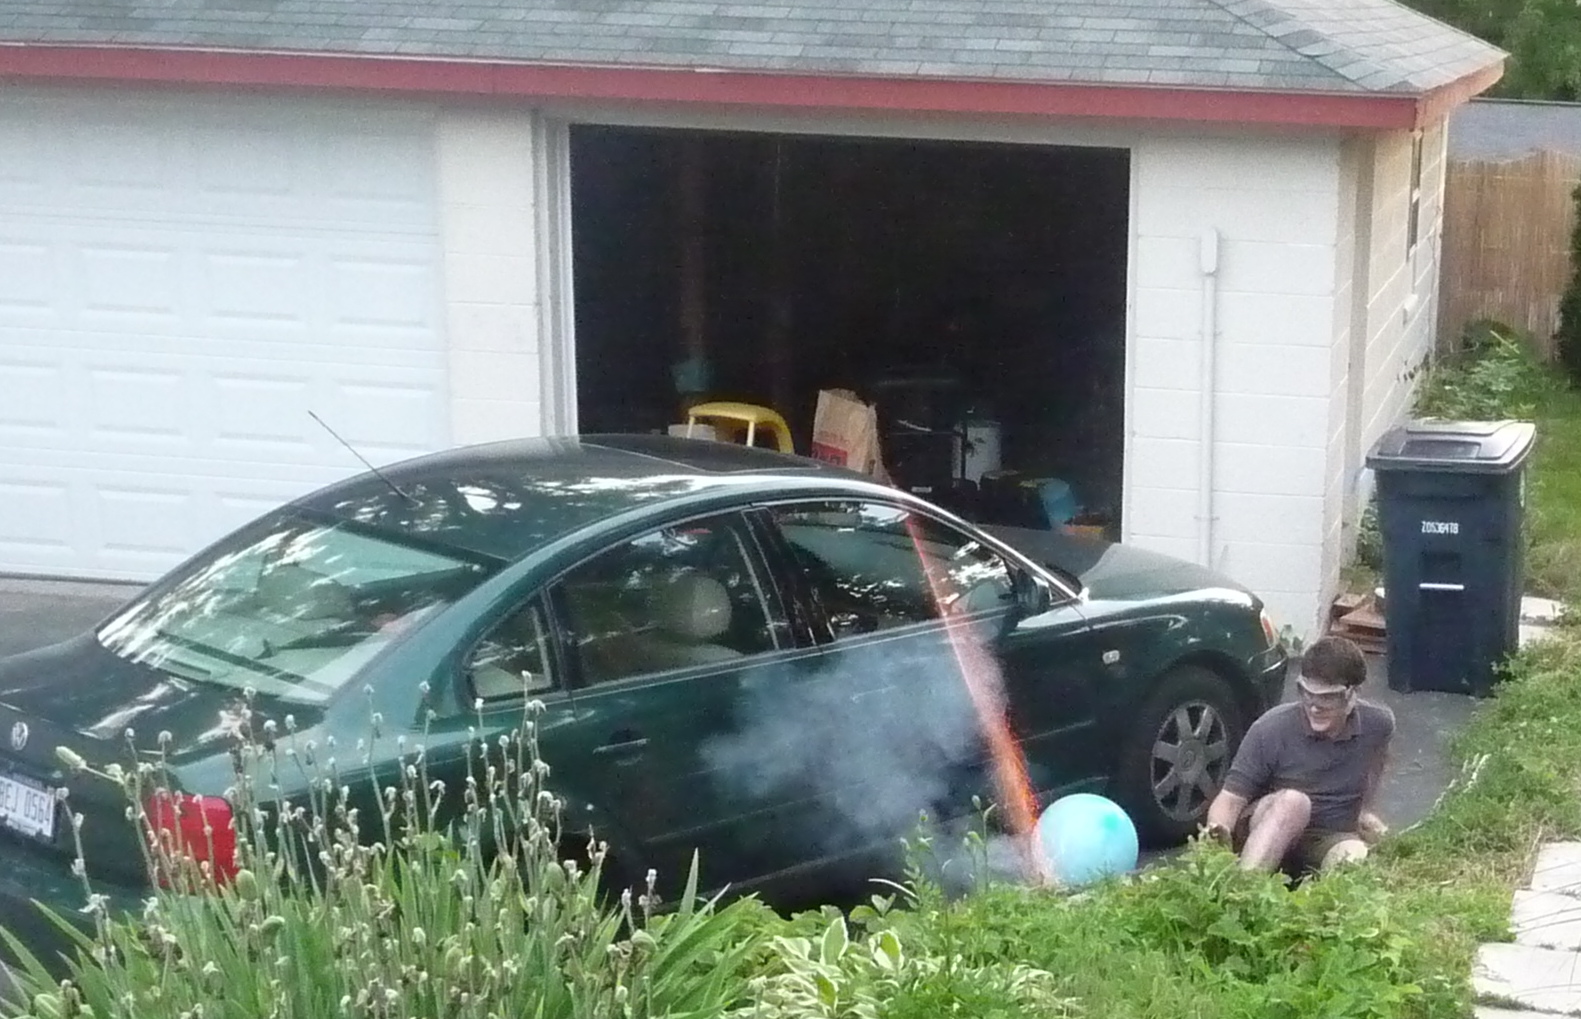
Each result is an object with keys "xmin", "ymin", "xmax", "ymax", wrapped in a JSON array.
[{"xmin": 308, "ymin": 410, "xmax": 415, "ymax": 505}]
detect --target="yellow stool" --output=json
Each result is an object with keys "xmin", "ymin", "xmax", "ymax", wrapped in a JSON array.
[{"xmin": 684, "ymin": 401, "xmax": 795, "ymax": 453}]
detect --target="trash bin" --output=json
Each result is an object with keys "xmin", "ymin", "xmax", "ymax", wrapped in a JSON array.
[{"xmin": 1365, "ymin": 419, "xmax": 1537, "ymax": 696}]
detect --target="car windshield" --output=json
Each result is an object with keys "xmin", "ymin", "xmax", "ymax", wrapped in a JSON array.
[{"xmin": 96, "ymin": 510, "xmax": 497, "ymax": 704}]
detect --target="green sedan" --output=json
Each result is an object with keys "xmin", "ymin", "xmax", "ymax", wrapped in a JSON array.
[{"xmin": 0, "ymin": 435, "xmax": 1287, "ymax": 960}]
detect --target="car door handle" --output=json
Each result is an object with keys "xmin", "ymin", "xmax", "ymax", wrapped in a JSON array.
[{"xmin": 594, "ymin": 731, "xmax": 649, "ymax": 756}]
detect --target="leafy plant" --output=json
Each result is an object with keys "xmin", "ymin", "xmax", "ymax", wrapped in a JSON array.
[
  {"xmin": 1414, "ymin": 321, "xmax": 1553, "ymax": 421},
  {"xmin": 1, "ymin": 692, "xmax": 767, "ymax": 1019}
]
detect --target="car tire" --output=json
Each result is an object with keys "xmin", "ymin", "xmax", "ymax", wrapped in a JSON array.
[{"xmin": 1112, "ymin": 665, "xmax": 1247, "ymax": 847}]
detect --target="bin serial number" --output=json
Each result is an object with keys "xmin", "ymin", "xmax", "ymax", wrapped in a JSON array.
[{"xmin": 1422, "ymin": 521, "xmax": 1460, "ymax": 535}]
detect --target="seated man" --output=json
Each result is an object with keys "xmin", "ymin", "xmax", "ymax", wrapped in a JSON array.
[{"xmin": 1204, "ymin": 635, "xmax": 1393, "ymax": 875}]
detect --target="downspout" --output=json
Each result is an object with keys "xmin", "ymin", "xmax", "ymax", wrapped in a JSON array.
[{"xmin": 1198, "ymin": 229, "xmax": 1220, "ymax": 568}]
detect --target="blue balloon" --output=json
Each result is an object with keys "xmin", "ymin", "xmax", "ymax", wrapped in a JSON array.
[{"xmin": 1037, "ymin": 793, "xmax": 1140, "ymax": 886}]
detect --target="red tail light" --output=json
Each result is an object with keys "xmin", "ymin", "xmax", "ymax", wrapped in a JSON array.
[{"xmin": 145, "ymin": 791, "xmax": 238, "ymax": 888}]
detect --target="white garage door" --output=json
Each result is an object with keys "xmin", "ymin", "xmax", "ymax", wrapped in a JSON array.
[{"xmin": 0, "ymin": 89, "xmax": 450, "ymax": 582}]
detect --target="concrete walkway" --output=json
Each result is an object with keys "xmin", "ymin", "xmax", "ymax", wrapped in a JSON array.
[
  {"xmin": 1476, "ymin": 843, "xmax": 1581, "ymax": 1016},
  {"xmin": 1472, "ymin": 598, "xmax": 1576, "ymax": 1017}
]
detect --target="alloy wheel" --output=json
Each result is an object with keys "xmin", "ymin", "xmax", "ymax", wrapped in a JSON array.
[{"xmin": 1148, "ymin": 699, "xmax": 1230, "ymax": 822}]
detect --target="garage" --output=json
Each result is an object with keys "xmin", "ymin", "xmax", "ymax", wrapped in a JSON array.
[
  {"xmin": 569, "ymin": 125, "xmax": 1130, "ymax": 535},
  {"xmin": 0, "ymin": 91, "xmax": 450, "ymax": 581}
]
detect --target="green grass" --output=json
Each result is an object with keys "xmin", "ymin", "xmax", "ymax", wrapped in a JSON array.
[{"xmin": 1526, "ymin": 381, "xmax": 1581, "ymax": 601}]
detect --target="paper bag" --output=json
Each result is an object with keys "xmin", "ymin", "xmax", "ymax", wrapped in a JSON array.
[{"xmin": 811, "ymin": 389, "xmax": 891, "ymax": 483}]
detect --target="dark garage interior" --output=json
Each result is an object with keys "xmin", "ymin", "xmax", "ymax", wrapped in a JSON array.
[{"xmin": 569, "ymin": 125, "xmax": 1131, "ymax": 535}]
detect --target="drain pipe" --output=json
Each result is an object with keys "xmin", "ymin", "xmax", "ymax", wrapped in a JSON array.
[{"xmin": 1198, "ymin": 229, "xmax": 1220, "ymax": 568}]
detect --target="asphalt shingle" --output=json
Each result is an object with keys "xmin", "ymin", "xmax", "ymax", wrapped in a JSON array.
[{"xmin": 0, "ymin": 0, "xmax": 1503, "ymax": 93}]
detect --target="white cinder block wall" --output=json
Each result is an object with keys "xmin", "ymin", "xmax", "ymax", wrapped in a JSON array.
[
  {"xmin": 1127, "ymin": 134, "xmax": 1342, "ymax": 635},
  {"xmin": 1357, "ymin": 121, "xmax": 1447, "ymax": 462},
  {"xmin": 436, "ymin": 110, "xmax": 545, "ymax": 445}
]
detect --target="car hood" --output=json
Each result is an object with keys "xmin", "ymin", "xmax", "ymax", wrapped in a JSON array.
[{"xmin": 982, "ymin": 525, "xmax": 1251, "ymax": 602}]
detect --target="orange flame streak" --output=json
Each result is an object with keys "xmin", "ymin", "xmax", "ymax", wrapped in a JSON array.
[{"xmin": 902, "ymin": 517, "xmax": 1052, "ymax": 886}]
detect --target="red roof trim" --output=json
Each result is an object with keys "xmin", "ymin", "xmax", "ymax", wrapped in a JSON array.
[{"xmin": 0, "ymin": 44, "xmax": 1497, "ymax": 129}]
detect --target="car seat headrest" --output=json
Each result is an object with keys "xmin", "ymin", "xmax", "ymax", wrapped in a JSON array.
[{"xmin": 654, "ymin": 570, "xmax": 733, "ymax": 642}]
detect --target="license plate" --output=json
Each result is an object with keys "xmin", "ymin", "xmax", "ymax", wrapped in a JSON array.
[{"xmin": 0, "ymin": 773, "xmax": 55, "ymax": 841}]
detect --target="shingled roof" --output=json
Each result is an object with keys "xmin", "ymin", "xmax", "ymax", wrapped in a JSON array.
[{"xmin": 0, "ymin": 0, "xmax": 1503, "ymax": 95}]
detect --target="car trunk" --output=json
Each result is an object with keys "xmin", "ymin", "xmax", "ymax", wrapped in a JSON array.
[{"xmin": 0, "ymin": 634, "xmax": 322, "ymax": 886}]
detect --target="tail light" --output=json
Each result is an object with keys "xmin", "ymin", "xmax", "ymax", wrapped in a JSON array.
[
  {"xmin": 1260, "ymin": 609, "xmax": 1280, "ymax": 648},
  {"xmin": 145, "ymin": 791, "xmax": 238, "ymax": 888}
]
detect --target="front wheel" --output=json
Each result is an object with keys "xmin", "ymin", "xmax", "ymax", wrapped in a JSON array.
[{"xmin": 1112, "ymin": 665, "xmax": 1247, "ymax": 846}]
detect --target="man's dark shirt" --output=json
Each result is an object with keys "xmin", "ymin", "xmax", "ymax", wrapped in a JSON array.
[{"xmin": 1221, "ymin": 699, "xmax": 1395, "ymax": 832}]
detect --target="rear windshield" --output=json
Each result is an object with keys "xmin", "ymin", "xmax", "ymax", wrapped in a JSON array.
[{"xmin": 96, "ymin": 511, "xmax": 497, "ymax": 704}]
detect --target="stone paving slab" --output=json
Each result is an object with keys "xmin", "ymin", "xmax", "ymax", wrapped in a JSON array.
[
  {"xmin": 1475, "ymin": 943, "xmax": 1581, "ymax": 1014},
  {"xmin": 1531, "ymin": 845, "xmax": 1581, "ymax": 897},
  {"xmin": 1523, "ymin": 597, "xmax": 1568, "ymax": 625},
  {"xmin": 1476, "ymin": 1008, "xmax": 1577, "ymax": 1018},
  {"xmin": 1514, "ymin": 891, "xmax": 1581, "ymax": 951}
]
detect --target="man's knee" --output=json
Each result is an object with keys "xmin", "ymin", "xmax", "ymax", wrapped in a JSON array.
[
  {"xmin": 1321, "ymin": 838, "xmax": 1369, "ymax": 869},
  {"xmin": 1254, "ymin": 789, "xmax": 1312, "ymax": 830}
]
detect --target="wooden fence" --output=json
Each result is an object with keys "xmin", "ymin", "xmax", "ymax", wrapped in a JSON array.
[{"xmin": 1438, "ymin": 150, "xmax": 1581, "ymax": 358}]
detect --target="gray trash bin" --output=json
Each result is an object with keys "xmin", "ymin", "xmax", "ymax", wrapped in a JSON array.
[{"xmin": 1365, "ymin": 419, "xmax": 1537, "ymax": 696}]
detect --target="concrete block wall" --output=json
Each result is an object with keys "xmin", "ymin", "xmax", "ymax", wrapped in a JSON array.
[
  {"xmin": 1128, "ymin": 133, "xmax": 1343, "ymax": 634},
  {"xmin": 436, "ymin": 110, "xmax": 545, "ymax": 445},
  {"xmin": 1358, "ymin": 119, "xmax": 1447, "ymax": 460}
]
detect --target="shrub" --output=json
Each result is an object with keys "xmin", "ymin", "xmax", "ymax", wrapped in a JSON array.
[
  {"xmin": 1414, "ymin": 320, "xmax": 1554, "ymax": 421},
  {"xmin": 1556, "ymin": 180, "xmax": 1581, "ymax": 386},
  {"xmin": 2, "ymin": 692, "xmax": 767, "ymax": 1019}
]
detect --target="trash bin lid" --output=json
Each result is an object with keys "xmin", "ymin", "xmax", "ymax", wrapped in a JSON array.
[{"xmin": 1365, "ymin": 419, "xmax": 1536, "ymax": 474}]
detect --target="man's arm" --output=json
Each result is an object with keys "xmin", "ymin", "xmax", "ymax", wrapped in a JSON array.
[
  {"xmin": 1203, "ymin": 790, "xmax": 1248, "ymax": 843},
  {"xmin": 1357, "ymin": 709, "xmax": 1395, "ymax": 843},
  {"xmin": 1201, "ymin": 718, "xmax": 1271, "ymax": 843}
]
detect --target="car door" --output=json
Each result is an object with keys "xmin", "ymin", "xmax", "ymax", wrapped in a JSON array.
[
  {"xmin": 533, "ymin": 510, "xmax": 816, "ymax": 892},
  {"xmin": 752, "ymin": 498, "xmax": 1104, "ymax": 854}
]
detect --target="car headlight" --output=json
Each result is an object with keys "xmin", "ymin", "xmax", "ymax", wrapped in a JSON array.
[{"xmin": 1259, "ymin": 609, "xmax": 1279, "ymax": 649}]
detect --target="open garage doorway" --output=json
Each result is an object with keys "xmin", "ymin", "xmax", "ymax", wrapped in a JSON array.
[{"xmin": 569, "ymin": 126, "xmax": 1130, "ymax": 536}]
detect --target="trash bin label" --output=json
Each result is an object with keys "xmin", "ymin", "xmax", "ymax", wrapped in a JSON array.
[{"xmin": 1421, "ymin": 520, "xmax": 1460, "ymax": 535}]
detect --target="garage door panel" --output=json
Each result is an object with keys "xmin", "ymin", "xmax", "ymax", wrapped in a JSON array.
[
  {"xmin": 0, "ymin": 91, "xmax": 448, "ymax": 580},
  {"xmin": 0, "ymin": 222, "xmax": 442, "ymax": 349},
  {"xmin": 1, "ymin": 94, "xmax": 437, "ymax": 233},
  {"xmin": 0, "ymin": 360, "xmax": 67, "ymax": 438},
  {"xmin": 80, "ymin": 244, "xmax": 182, "ymax": 320},
  {"xmin": 0, "ymin": 238, "xmax": 57, "ymax": 317},
  {"xmin": 3, "ymin": 356, "xmax": 444, "ymax": 464},
  {"xmin": 95, "ymin": 485, "xmax": 199, "ymax": 563},
  {"xmin": 328, "ymin": 253, "xmax": 438, "ymax": 330},
  {"xmin": 0, "ymin": 480, "xmax": 74, "ymax": 565},
  {"xmin": 87, "ymin": 366, "xmax": 188, "ymax": 445},
  {"xmin": 194, "ymin": 127, "xmax": 297, "ymax": 198}
]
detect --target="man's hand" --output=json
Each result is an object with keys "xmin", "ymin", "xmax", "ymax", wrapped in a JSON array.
[
  {"xmin": 1357, "ymin": 810, "xmax": 1388, "ymax": 845},
  {"xmin": 1200, "ymin": 821, "xmax": 1232, "ymax": 847}
]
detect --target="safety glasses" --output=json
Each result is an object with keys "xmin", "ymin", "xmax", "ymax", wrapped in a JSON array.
[{"xmin": 1295, "ymin": 676, "xmax": 1355, "ymax": 709}]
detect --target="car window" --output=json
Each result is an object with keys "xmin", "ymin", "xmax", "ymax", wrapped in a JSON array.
[
  {"xmin": 767, "ymin": 501, "xmax": 1016, "ymax": 640},
  {"xmin": 467, "ymin": 601, "xmax": 558, "ymax": 703},
  {"xmin": 95, "ymin": 510, "xmax": 496, "ymax": 704},
  {"xmin": 555, "ymin": 514, "xmax": 778, "ymax": 687}
]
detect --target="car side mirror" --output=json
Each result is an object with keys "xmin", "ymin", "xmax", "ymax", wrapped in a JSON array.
[{"xmin": 1012, "ymin": 570, "xmax": 1052, "ymax": 620}]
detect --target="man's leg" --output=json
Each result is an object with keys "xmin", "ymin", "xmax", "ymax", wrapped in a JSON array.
[
  {"xmin": 1320, "ymin": 836, "xmax": 1369, "ymax": 869},
  {"xmin": 1237, "ymin": 789, "xmax": 1311, "ymax": 872}
]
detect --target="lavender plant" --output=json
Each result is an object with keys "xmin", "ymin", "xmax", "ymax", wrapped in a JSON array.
[{"xmin": 1, "ymin": 686, "xmax": 764, "ymax": 1019}]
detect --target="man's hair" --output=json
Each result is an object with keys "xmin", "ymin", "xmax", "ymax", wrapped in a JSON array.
[{"xmin": 1300, "ymin": 635, "xmax": 1369, "ymax": 689}]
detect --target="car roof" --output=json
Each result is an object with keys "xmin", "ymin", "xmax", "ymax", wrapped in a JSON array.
[{"xmin": 293, "ymin": 434, "xmax": 867, "ymax": 562}]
